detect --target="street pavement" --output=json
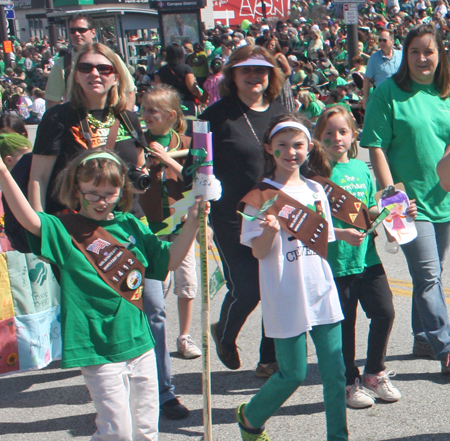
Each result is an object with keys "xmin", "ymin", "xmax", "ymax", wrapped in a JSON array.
[{"xmin": 1, "ymin": 150, "xmax": 450, "ymax": 440}]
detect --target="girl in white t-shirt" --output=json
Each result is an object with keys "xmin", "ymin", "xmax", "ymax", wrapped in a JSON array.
[{"xmin": 237, "ymin": 113, "xmax": 348, "ymax": 441}]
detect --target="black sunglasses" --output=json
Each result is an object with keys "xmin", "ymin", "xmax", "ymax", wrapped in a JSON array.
[
  {"xmin": 69, "ymin": 27, "xmax": 91, "ymax": 34},
  {"xmin": 77, "ymin": 62, "xmax": 115, "ymax": 75},
  {"xmin": 379, "ymin": 38, "xmax": 389, "ymax": 43}
]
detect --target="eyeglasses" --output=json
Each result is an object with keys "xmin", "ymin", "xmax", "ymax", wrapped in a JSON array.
[
  {"xmin": 79, "ymin": 191, "xmax": 121, "ymax": 204},
  {"xmin": 379, "ymin": 38, "xmax": 389, "ymax": 43},
  {"xmin": 69, "ymin": 27, "xmax": 91, "ymax": 34},
  {"xmin": 77, "ymin": 63, "xmax": 116, "ymax": 75}
]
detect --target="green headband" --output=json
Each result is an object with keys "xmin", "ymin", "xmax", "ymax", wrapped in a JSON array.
[{"xmin": 79, "ymin": 151, "xmax": 122, "ymax": 166}]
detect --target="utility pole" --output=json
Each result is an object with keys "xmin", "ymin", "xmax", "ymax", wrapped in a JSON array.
[
  {"xmin": 46, "ymin": 0, "xmax": 58, "ymax": 54},
  {"xmin": 0, "ymin": 5, "xmax": 11, "ymax": 68}
]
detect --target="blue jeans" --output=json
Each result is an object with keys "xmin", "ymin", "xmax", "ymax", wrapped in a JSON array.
[
  {"xmin": 400, "ymin": 220, "xmax": 450, "ymax": 360},
  {"xmin": 143, "ymin": 278, "xmax": 176, "ymax": 405}
]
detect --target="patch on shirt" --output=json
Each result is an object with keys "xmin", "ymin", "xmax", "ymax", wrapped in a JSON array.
[
  {"xmin": 87, "ymin": 238, "xmax": 111, "ymax": 255},
  {"xmin": 279, "ymin": 204, "xmax": 295, "ymax": 219}
]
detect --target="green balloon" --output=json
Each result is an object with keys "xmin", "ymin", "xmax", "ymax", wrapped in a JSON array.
[{"xmin": 241, "ymin": 19, "xmax": 251, "ymax": 30}]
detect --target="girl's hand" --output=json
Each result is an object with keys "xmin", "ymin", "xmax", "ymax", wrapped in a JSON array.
[
  {"xmin": 337, "ymin": 228, "xmax": 366, "ymax": 246},
  {"xmin": 406, "ymin": 199, "xmax": 418, "ymax": 219},
  {"xmin": 260, "ymin": 214, "xmax": 280, "ymax": 236},
  {"xmin": 147, "ymin": 141, "xmax": 171, "ymax": 165},
  {"xmin": 186, "ymin": 197, "xmax": 210, "ymax": 227}
]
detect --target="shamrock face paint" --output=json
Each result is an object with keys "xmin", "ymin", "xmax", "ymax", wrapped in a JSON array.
[
  {"xmin": 274, "ymin": 150, "xmax": 281, "ymax": 158},
  {"xmin": 81, "ymin": 197, "xmax": 91, "ymax": 211}
]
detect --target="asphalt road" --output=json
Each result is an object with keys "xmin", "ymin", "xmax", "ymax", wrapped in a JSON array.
[{"xmin": 1, "ymin": 148, "xmax": 450, "ymax": 441}]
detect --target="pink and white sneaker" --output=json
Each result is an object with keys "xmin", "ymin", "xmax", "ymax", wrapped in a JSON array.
[{"xmin": 362, "ymin": 371, "xmax": 401, "ymax": 402}]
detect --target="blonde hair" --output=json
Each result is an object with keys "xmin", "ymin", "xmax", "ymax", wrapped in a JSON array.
[
  {"xmin": 314, "ymin": 105, "xmax": 358, "ymax": 160},
  {"xmin": 141, "ymin": 84, "xmax": 187, "ymax": 134},
  {"xmin": 219, "ymin": 45, "xmax": 284, "ymax": 102},
  {"xmin": 67, "ymin": 43, "xmax": 128, "ymax": 113},
  {"xmin": 297, "ymin": 90, "xmax": 315, "ymax": 107},
  {"xmin": 56, "ymin": 149, "xmax": 133, "ymax": 212}
]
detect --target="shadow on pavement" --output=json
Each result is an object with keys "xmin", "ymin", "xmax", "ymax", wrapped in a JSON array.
[
  {"xmin": 0, "ymin": 414, "xmax": 96, "ymax": 437},
  {"xmin": 386, "ymin": 435, "xmax": 450, "ymax": 440},
  {"xmin": 0, "ymin": 384, "xmax": 91, "ymax": 408},
  {"xmin": 0, "ymin": 369, "xmax": 82, "ymax": 396},
  {"xmin": 159, "ymin": 401, "xmax": 326, "ymax": 435}
]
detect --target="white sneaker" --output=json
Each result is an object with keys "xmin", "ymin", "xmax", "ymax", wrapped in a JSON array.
[
  {"xmin": 362, "ymin": 371, "xmax": 402, "ymax": 402},
  {"xmin": 346, "ymin": 378, "xmax": 375, "ymax": 409},
  {"xmin": 177, "ymin": 335, "xmax": 202, "ymax": 359}
]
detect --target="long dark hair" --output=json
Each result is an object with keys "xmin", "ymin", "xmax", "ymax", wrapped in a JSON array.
[{"xmin": 393, "ymin": 24, "xmax": 450, "ymax": 98}]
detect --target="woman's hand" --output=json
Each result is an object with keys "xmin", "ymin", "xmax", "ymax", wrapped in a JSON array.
[{"xmin": 407, "ymin": 199, "xmax": 418, "ymax": 219}]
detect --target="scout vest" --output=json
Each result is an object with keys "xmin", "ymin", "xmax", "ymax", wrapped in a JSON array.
[
  {"xmin": 59, "ymin": 214, "xmax": 145, "ymax": 311},
  {"xmin": 139, "ymin": 132, "xmax": 191, "ymax": 223},
  {"xmin": 239, "ymin": 182, "xmax": 329, "ymax": 259},
  {"xmin": 307, "ymin": 172, "xmax": 372, "ymax": 231}
]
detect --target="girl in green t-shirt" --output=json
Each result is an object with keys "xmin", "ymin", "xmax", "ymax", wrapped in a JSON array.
[
  {"xmin": 314, "ymin": 106, "xmax": 416, "ymax": 409},
  {"xmin": 0, "ymin": 148, "xmax": 205, "ymax": 440}
]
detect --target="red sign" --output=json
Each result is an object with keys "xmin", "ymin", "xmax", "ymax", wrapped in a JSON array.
[
  {"xmin": 3, "ymin": 41, "xmax": 12, "ymax": 53},
  {"xmin": 213, "ymin": 0, "xmax": 290, "ymax": 27}
]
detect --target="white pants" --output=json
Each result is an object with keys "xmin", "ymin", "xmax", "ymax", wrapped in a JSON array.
[{"xmin": 81, "ymin": 349, "xmax": 159, "ymax": 441}]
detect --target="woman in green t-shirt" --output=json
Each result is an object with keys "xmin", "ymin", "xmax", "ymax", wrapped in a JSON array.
[{"xmin": 361, "ymin": 24, "xmax": 450, "ymax": 375}]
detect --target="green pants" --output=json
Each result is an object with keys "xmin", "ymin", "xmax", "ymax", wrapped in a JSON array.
[{"xmin": 245, "ymin": 323, "xmax": 348, "ymax": 441}]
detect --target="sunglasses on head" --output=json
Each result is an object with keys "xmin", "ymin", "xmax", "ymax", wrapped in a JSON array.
[
  {"xmin": 69, "ymin": 27, "xmax": 91, "ymax": 34},
  {"xmin": 77, "ymin": 62, "xmax": 115, "ymax": 75}
]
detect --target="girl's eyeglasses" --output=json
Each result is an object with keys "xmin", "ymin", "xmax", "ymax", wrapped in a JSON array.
[
  {"xmin": 77, "ymin": 63, "xmax": 115, "ymax": 75},
  {"xmin": 79, "ymin": 191, "xmax": 121, "ymax": 204}
]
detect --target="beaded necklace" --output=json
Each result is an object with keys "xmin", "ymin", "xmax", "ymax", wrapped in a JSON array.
[{"xmin": 86, "ymin": 107, "xmax": 115, "ymax": 129}]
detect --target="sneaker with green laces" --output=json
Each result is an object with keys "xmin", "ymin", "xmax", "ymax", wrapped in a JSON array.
[{"xmin": 237, "ymin": 403, "xmax": 271, "ymax": 441}]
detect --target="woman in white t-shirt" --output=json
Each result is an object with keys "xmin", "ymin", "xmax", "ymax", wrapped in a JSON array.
[{"xmin": 236, "ymin": 113, "xmax": 347, "ymax": 441}]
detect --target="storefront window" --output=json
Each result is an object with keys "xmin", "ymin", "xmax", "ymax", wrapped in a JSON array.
[{"xmin": 125, "ymin": 28, "xmax": 159, "ymax": 66}]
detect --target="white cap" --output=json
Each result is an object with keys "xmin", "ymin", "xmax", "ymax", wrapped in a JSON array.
[{"xmin": 233, "ymin": 54, "xmax": 275, "ymax": 68}]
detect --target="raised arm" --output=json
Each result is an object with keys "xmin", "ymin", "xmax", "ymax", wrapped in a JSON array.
[
  {"xmin": 0, "ymin": 157, "xmax": 41, "ymax": 237},
  {"xmin": 28, "ymin": 154, "xmax": 57, "ymax": 212}
]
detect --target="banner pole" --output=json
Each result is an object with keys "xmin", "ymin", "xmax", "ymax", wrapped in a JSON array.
[{"xmin": 199, "ymin": 204, "xmax": 212, "ymax": 441}]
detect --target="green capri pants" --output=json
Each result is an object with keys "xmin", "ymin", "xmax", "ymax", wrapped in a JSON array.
[{"xmin": 244, "ymin": 322, "xmax": 348, "ymax": 441}]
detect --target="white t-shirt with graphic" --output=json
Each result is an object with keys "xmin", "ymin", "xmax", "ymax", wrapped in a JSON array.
[{"xmin": 241, "ymin": 177, "xmax": 343, "ymax": 339}]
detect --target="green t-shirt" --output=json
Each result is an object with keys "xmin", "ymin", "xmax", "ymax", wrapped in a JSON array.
[
  {"xmin": 300, "ymin": 100, "xmax": 324, "ymax": 119},
  {"xmin": 327, "ymin": 160, "xmax": 381, "ymax": 277},
  {"xmin": 329, "ymin": 76, "xmax": 348, "ymax": 90},
  {"xmin": 360, "ymin": 78, "xmax": 450, "ymax": 223},
  {"xmin": 27, "ymin": 211, "xmax": 171, "ymax": 368}
]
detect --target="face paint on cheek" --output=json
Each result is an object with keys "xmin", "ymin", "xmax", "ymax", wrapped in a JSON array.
[
  {"xmin": 323, "ymin": 139, "xmax": 331, "ymax": 147},
  {"xmin": 274, "ymin": 150, "xmax": 281, "ymax": 158},
  {"xmin": 81, "ymin": 198, "xmax": 90, "ymax": 210}
]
